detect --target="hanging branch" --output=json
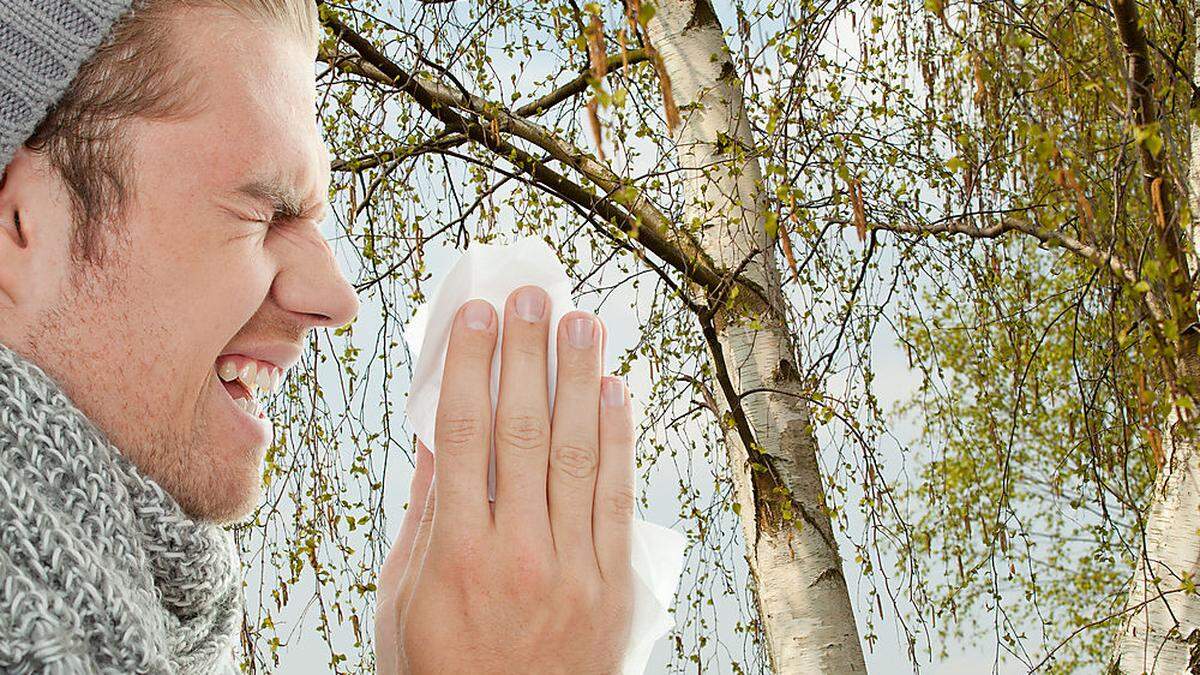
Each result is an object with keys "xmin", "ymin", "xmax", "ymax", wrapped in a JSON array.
[
  {"xmin": 515, "ymin": 49, "xmax": 647, "ymax": 117},
  {"xmin": 874, "ymin": 213, "xmax": 1172, "ymax": 348}
]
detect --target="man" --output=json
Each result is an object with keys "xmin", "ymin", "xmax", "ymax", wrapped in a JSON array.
[{"xmin": 0, "ymin": 0, "xmax": 635, "ymax": 672}]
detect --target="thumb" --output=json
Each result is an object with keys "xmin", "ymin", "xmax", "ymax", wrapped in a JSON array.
[
  {"xmin": 375, "ymin": 440, "xmax": 434, "ymax": 673},
  {"xmin": 378, "ymin": 440, "xmax": 435, "ymax": 598}
]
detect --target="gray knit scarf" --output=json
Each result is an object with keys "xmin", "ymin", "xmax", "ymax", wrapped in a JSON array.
[{"xmin": 0, "ymin": 342, "xmax": 243, "ymax": 673}]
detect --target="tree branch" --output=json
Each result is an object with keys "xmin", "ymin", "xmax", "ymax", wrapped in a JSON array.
[
  {"xmin": 318, "ymin": 6, "xmax": 780, "ymax": 486},
  {"xmin": 329, "ymin": 133, "xmax": 467, "ymax": 172},
  {"xmin": 514, "ymin": 49, "xmax": 648, "ymax": 118},
  {"xmin": 874, "ymin": 215, "xmax": 1171, "ymax": 330},
  {"xmin": 1109, "ymin": 0, "xmax": 1194, "ymax": 323},
  {"xmin": 318, "ymin": 5, "xmax": 751, "ymax": 301}
]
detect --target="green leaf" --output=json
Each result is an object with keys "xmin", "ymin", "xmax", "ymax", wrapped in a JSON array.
[
  {"xmin": 764, "ymin": 211, "xmax": 779, "ymax": 240},
  {"xmin": 1134, "ymin": 123, "xmax": 1164, "ymax": 157},
  {"xmin": 637, "ymin": 1, "xmax": 656, "ymax": 27},
  {"xmin": 1145, "ymin": 132, "xmax": 1163, "ymax": 158}
]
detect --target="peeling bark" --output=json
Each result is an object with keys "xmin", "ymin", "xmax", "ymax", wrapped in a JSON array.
[{"xmin": 645, "ymin": 1, "xmax": 866, "ymax": 671}]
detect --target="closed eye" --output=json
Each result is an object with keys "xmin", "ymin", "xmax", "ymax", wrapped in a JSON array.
[{"xmin": 274, "ymin": 204, "xmax": 302, "ymax": 221}]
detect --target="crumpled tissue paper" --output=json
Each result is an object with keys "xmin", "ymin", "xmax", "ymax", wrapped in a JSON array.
[{"xmin": 404, "ymin": 236, "xmax": 687, "ymax": 674}]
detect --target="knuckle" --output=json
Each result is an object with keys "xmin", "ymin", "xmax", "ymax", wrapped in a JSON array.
[
  {"xmin": 449, "ymin": 340, "xmax": 495, "ymax": 369},
  {"xmin": 551, "ymin": 443, "xmax": 598, "ymax": 479},
  {"xmin": 495, "ymin": 413, "xmax": 549, "ymax": 451},
  {"xmin": 511, "ymin": 335, "xmax": 546, "ymax": 359},
  {"xmin": 463, "ymin": 338, "xmax": 496, "ymax": 361},
  {"xmin": 602, "ymin": 420, "xmax": 635, "ymax": 446},
  {"xmin": 436, "ymin": 411, "xmax": 483, "ymax": 451},
  {"xmin": 604, "ymin": 484, "xmax": 637, "ymax": 520},
  {"xmin": 437, "ymin": 537, "xmax": 483, "ymax": 578},
  {"xmin": 561, "ymin": 354, "xmax": 599, "ymax": 378}
]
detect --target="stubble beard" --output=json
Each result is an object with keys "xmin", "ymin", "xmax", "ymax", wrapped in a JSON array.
[{"xmin": 24, "ymin": 253, "xmax": 259, "ymax": 525}]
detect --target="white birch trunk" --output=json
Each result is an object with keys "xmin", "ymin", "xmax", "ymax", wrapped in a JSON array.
[
  {"xmin": 645, "ymin": 2, "xmax": 866, "ymax": 672},
  {"xmin": 1109, "ymin": 22, "xmax": 1200, "ymax": 673},
  {"xmin": 1110, "ymin": 413, "xmax": 1200, "ymax": 673}
]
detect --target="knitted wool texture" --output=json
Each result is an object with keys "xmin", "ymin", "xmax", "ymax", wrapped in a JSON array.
[
  {"xmin": 0, "ymin": 341, "xmax": 243, "ymax": 673},
  {"xmin": 0, "ymin": 0, "xmax": 136, "ymax": 172}
]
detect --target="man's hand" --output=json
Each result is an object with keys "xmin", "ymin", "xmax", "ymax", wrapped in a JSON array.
[{"xmin": 375, "ymin": 286, "xmax": 636, "ymax": 674}]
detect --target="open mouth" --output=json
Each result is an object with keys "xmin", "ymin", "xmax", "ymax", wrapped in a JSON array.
[{"xmin": 215, "ymin": 355, "xmax": 284, "ymax": 420}]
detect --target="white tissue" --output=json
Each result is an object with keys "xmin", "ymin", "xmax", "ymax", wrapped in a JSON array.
[{"xmin": 404, "ymin": 237, "xmax": 686, "ymax": 675}]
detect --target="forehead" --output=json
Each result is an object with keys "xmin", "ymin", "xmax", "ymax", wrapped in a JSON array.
[{"xmin": 163, "ymin": 7, "xmax": 328, "ymax": 205}]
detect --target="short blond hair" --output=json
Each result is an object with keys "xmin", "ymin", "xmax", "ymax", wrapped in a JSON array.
[{"xmin": 25, "ymin": 0, "xmax": 319, "ymax": 265}]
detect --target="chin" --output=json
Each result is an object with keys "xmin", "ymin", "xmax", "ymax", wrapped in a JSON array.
[
  {"xmin": 184, "ymin": 471, "xmax": 263, "ymax": 525},
  {"xmin": 212, "ymin": 450, "xmax": 266, "ymax": 524},
  {"xmin": 167, "ymin": 440, "xmax": 266, "ymax": 525}
]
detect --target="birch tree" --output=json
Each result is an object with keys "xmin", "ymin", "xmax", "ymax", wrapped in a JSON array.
[
  {"xmin": 1109, "ymin": 7, "xmax": 1200, "ymax": 670},
  {"xmin": 309, "ymin": 0, "xmax": 868, "ymax": 668},
  {"xmin": 853, "ymin": 0, "xmax": 1200, "ymax": 671},
  {"xmin": 645, "ymin": 1, "xmax": 865, "ymax": 670}
]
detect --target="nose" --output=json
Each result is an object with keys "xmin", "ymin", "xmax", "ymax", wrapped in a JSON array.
[{"xmin": 272, "ymin": 230, "xmax": 360, "ymax": 328}]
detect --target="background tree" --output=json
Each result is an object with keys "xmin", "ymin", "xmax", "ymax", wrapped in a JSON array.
[{"xmin": 860, "ymin": 1, "xmax": 1200, "ymax": 671}]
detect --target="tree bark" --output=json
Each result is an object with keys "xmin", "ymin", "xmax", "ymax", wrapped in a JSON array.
[
  {"xmin": 1109, "ymin": 15, "xmax": 1200, "ymax": 673},
  {"xmin": 645, "ymin": 2, "xmax": 866, "ymax": 672},
  {"xmin": 1110, "ymin": 367, "xmax": 1200, "ymax": 673}
]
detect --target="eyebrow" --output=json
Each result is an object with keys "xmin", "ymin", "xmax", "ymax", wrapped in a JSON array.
[{"xmin": 235, "ymin": 177, "xmax": 328, "ymax": 222}]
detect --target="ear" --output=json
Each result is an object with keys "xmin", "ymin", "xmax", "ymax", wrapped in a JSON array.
[
  {"xmin": 0, "ymin": 161, "xmax": 26, "ymax": 247},
  {"xmin": 0, "ymin": 145, "xmax": 72, "ymax": 310}
]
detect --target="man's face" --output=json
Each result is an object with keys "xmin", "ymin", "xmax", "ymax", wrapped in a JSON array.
[{"xmin": 20, "ymin": 8, "xmax": 359, "ymax": 524}]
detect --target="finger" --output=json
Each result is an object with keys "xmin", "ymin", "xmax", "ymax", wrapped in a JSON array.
[
  {"xmin": 396, "ymin": 469, "xmax": 437, "ymax": 622},
  {"xmin": 548, "ymin": 311, "xmax": 603, "ymax": 570},
  {"xmin": 433, "ymin": 299, "xmax": 497, "ymax": 536},
  {"xmin": 593, "ymin": 378, "xmax": 635, "ymax": 583},
  {"xmin": 493, "ymin": 286, "xmax": 554, "ymax": 536},
  {"xmin": 374, "ymin": 443, "xmax": 431, "ymax": 675},
  {"xmin": 379, "ymin": 441, "xmax": 435, "ymax": 601}
]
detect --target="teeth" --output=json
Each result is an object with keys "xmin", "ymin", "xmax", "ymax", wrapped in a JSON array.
[
  {"xmin": 255, "ymin": 367, "xmax": 272, "ymax": 396},
  {"xmin": 217, "ymin": 356, "xmax": 282, "ymax": 415},
  {"xmin": 217, "ymin": 360, "xmax": 238, "ymax": 382},
  {"xmin": 238, "ymin": 361, "xmax": 259, "ymax": 396},
  {"xmin": 234, "ymin": 394, "xmax": 260, "ymax": 416}
]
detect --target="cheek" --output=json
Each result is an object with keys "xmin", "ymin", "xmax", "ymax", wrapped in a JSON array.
[
  {"xmin": 203, "ymin": 249, "xmax": 275, "ymax": 301},
  {"xmin": 148, "ymin": 230, "xmax": 277, "ymax": 346}
]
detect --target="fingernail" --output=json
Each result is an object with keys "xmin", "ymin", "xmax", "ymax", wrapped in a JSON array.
[
  {"xmin": 514, "ymin": 287, "xmax": 545, "ymax": 322},
  {"xmin": 462, "ymin": 300, "xmax": 493, "ymax": 331},
  {"xmin": 602, "ymin": 377, "xmax": 625, "ymax": 407},
  {"xmin": 567, "ymin": 315, "xmax": 596, "ymax": 349}
]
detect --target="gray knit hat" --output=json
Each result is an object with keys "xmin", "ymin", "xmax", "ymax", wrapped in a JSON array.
[{"xmin": 0, "ymin": 0, "xmax": 135, "ymax": 172}]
